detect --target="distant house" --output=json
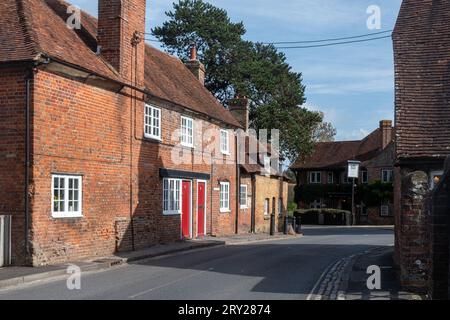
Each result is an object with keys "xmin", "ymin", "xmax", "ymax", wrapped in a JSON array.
[
  {"xmin": 393, "ymin": 0, "xmax": 450, "ymax": 296},
  {"xmin": 290, "ymin": 120, "xmax": 395, "ymax": 225},
  {"xmin": 228, "ymin": 97, "xmax": 290, "ymax": 234}
]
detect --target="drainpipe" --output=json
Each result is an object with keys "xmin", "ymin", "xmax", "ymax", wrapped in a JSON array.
[
  {"xmin": 251, "ymin": 173, "xmax": 256, "ymax": 233},
  {"xmin": 24, "ymin": 68, "xmax": 32, "ymax": 259}
]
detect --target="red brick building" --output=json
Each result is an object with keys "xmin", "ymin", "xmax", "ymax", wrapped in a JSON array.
[
  {"xmin": 290, "ymin": 120, "xmax": 395, "ymax": 225},
  {"xmin": 0, "ymin": 0, "xmax": 243, "ymax": 266},
  {"xmin": 393, "ymin": 0, "xmax": 450, "ymax": 296}
]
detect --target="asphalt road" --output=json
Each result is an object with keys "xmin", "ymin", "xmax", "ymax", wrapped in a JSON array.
[{"xmin": 0, "ymin": 226, "xmax": 394, "ymax": 300}]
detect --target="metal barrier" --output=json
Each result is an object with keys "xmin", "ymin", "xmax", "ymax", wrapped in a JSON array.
[
  {"xmin": 0, "ymin": 215, "xmax": 12, "ymax": 267},
  {"xmin": 284, "ymin": 216, "xmax": 301, "ymax": 234}
]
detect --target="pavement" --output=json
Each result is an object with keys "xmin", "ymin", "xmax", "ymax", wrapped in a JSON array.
[
  {"xmin": 308, "ymin": 245, "xmax": 423, "ymax": 300},
  {"xmin": 0, "ymin": 226, "xmax": 394, "ymax": 300},
  {"xmin": 0, "ymin": 233, "xmax": 296, "ymax": 291}
]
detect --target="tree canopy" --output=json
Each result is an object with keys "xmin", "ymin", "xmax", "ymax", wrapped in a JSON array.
[{"xmin": 152, "ymin": 0, "xmax": 335, "ymax": 162}]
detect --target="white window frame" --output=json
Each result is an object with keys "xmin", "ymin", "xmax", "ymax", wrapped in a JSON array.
[
  {"xmin": 381, "ymin": 169, "xmax": 393, "ymax": 183},
  {"xmin": 264, "ymin": 198, "xmax": 270, "ymax": 215},
  {"xmin": 240, "ymin": 184, "xmax": 248, "ymax": 209},
  {"xmin": 180, "ymin": 116, "xmax": 194, "ymax": 148},
  {"xmin": 220, "ymin": 129, "xmax": 230, "ymax": 155},
  {"xmin": 309, "ymin": 171, "xmax": 321, "ymax": 184},
  {"xmin": 327, "ymin": 172, "xmax": 334, "ymax": 184},
  {"xmin": 361, "ymin": 170, "xmax": 369, "ymax": 184},
  {"xmin": 430, "ymin": 170, "xmax": 444, "ymax": 189},
  {"xmin": 380, "ymin": 204, "xmax": 391, "ymax": 217},
  {"xmin": 144, "ymin": 104, "xmax": 162, "ymax": 141},
  {"xmin": 51, "ymin": 174, "xmax": 83, "ymax": 218},
  {"xmin": 310, "ymin": 199, "xmax": 322, "ymax": 209},
  {"xmin": 220, "ymin": 182, "xmax": 230, "ymax": 213},
  {"xmin": 163, "ymin": 178, "xmax": 182, "ymax": 215}
]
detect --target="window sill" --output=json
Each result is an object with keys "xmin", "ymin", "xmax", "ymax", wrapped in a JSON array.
[
  {"xmin": 181, "ymin": 143, "xmax": 195, "ymax": 149},
  {"xmin": 220, "ymin": 209, "xmax": 231, "ymax": 213},
  {"xmin": 52, "ymin": 213, "xmax": 83, "ymax": 219},
  {"xmin": 240, "ymin": 206, "xmax": 248, "ymax": 209},
  {"xmin": 221, "ymin": 151, "xmax": 231, "ymax": 156},
  {"xmin": 163, "ymin": 211, "xmax": 181, "ymax": 216},
  {"xmin": 144, "ymin": 135, "xmax": 162, "ymax": 143}
]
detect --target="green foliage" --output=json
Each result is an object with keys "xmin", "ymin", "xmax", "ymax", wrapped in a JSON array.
[
  {"xmin": 152, "ymin": 0, "xmax": 330, "ymax": 162},
  {"xmin": 287, "ymin": 202, "xmax": 297, "ymax": 214},
  {"xmin": 356, "ymin": 180, "xmax": 394, "ymax": 207}
]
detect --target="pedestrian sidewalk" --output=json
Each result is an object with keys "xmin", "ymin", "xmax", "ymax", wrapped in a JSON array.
[
  {"xmin": 342, "ymin": 246, "xmax": 424, "ymax": 300},
  {"xmin": 0, "ymin": 239, "xmax": 224, "ymax": 290},
  {"xmin": 206, "ymin": 232, "xmax": 301, "ymax": 245}
]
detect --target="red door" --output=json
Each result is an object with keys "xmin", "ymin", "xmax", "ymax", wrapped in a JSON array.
[
  {"xmin": 181, "ymin": 180, "xmax": 191, "ymax": 238},
  {"xmin": 197, "ymin": 182, "xmax": 206, "ymax": 237}
]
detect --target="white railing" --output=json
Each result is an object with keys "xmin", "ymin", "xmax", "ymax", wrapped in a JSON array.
[{"xmin": 0, "ymin": 215, "xmax": 12, "ymax": 267}]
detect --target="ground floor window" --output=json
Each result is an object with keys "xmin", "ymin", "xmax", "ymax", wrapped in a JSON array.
[
  {"xmin": 430, "ymin": 170, "xmax": 444, "ymax": 189},
  {"xmin": 278, "ymin": 198, "xmax": 283, "ymax": 215},
  {"xmin": 310, "ymin": 199, "xmax": 322, "ymax": 209},
  {"xmin": 163, "ymin": 178, "xmax": 181, "ymax": 215},
  {"xmin": 264, "ymin": 198, "xmax": 270, "ymax": 215},
  {"xmin": 52, "ymin": 174, "xmax": 82, "ymax": 218},
  {"xmin": 220, "ymin": 182, "xmax": 230, "ymax": 212},
  {"xmin": 240, "ymin": 185, "xmax": 248, "ymax": 208},
  {"xmin": 380, "ymin": 202, "xmax": 392, "ymax": 217}
]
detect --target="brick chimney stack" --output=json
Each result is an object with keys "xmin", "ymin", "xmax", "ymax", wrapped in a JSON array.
[
  {"xmin": 185, "ymin": 45, "xmax": 205, "ymax": 85},
  {"xmin": 380, "ymin": 120, "xmax": 393, "ymax": 149},
  {"xmin": 228, "ymin": 96, "xmax": 250, "ymax": 131},
  {"xmin": 97, "ymin": 0, "xmax": 146, "ymax": 86}
]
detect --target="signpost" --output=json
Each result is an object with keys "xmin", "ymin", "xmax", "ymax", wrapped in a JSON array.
[{"xmin": 347, "ymin": 160, "xmax": 361, "ymax": 226}]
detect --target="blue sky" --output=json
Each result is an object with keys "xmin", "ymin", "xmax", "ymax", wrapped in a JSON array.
[{"xmin": 70, "ymin": 0, "xmax": 402, "ymax": 141}]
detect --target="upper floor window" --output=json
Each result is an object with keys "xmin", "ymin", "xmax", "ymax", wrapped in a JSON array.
[
  {"xmin": 309, "ymin": 171, "xmax": 321, "ymax": 184},
  {"xmin": 220, "ymin": 182, "xmax": 230, "ymax": 213},
  {"xmin": 52, "ymin": 174, "xmax": 82, "ymax": 218},
  {"xmin": 181, "ymin": 116, "xmax": 194, "ymax": 147},
  {"xmin": 163, "ymin": 178, "xmax": 181, "ymax": 215},
  {"xmin": 342, "ymin": 172, "xmax": 350, "ymax": 184},
  {"xmin": 430, "ymin": 171, "xmax": 444, "ymax": 189},
  {"xmin": 327, "ymin": 172, "xmax": 334, "ymax": 184},
  {"xmin": 240, "ymin": 185, "xmax": 248, "ymax": 208},
  {"xmin": 381, "ymin": 169, "xmax": 393, "ymax": 183},
  {"xmin": 220, "ymin": 129, "xmax": 230, "ymax": 155},
  {"xmin": 361, "ymin": 170, "xmax": 369, "ymax": 184},
  {"xmin": 144, "ymin": 104, "xmax": 161, "ymax": 140}
]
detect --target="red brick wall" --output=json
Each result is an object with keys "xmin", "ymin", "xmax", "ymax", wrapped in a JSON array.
[
  {"xmin": 26, "ymin": 68, "xmax": 237, "ymax": 265},
  {"xmin": 0, "ymin": 65, "xmax": 27, "ymax": 265}
]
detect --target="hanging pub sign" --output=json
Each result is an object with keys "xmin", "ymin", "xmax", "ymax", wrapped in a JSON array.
[{"xmin": 347, "ymin": 160, "xmax": 361, "ymax": 179}]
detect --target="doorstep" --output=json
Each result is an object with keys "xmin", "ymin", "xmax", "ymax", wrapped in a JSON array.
[{"xmin": 0, "ymin": 239, "xmax": 224, "ymax": 290}]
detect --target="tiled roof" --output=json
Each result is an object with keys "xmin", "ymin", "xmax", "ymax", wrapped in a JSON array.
[
  {"xmin": 290, "ymin": 128, "xmax": 383, "ymax": 170},
  {"xmin": 393, "ymin": 0, "xmax": 450, "ymax": 159},
  {"xmin": 0, "ymin": 0, "xmax": 240, "ymax": 127}
]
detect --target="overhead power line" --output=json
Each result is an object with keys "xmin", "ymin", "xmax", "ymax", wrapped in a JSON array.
[
  {"xmin": 264, "ymin": 30, "xmax": 392, "ymax": 45},
  {"xmin": 143, "ymin": 30, "xmax": 393, "ymax": 49},
  {"xmin": 274, "ymin": 35, "xmax": 392, "ymax": 49}
]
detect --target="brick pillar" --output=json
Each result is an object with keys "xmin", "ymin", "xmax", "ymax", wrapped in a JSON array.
[{"xmin": 398, "ymin": 170, "xmax": 430, "ymax": 292}]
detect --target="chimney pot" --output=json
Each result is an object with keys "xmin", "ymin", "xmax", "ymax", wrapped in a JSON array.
[{"xmin": 190, "ymin": 45, "xmax": 197, "ymax": 61}]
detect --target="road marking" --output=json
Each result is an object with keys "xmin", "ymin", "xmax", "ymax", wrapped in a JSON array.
[{"xmin": 128, "ymin": 268, "xmax": 214, "ymax": 299}]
